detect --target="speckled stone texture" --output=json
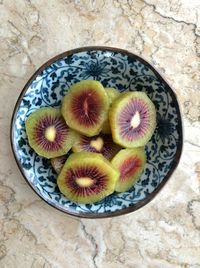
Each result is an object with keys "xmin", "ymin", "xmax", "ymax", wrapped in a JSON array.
[{"xmin": 0, "ymin": 0, "xmax": 200, "ymax": 267}]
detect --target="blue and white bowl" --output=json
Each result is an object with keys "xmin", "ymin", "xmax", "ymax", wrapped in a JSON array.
[{"xmin": 10, "ymin": 47, "xmax": 183, "ymax": 218}]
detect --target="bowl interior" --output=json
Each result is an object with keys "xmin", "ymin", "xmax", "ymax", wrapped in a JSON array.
[{"xmin": 11, "ymin": 48, "xmax": 182, "ymax": 217}]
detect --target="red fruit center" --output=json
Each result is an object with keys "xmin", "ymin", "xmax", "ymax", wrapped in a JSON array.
[
  {"xmin": 33, "ymin": 115, "xmax": 68, "ymax": 151},
  {"xmin": 71, "ymin": 89, "xmax": 101, "ymax": 126},
  {"xmin": 65, "ymin": 166, "xmax": 107, "ymax": 197},
  {"xmin": 119, "ymin": 156, "xmax": 141, "ymax": 181},
  {"xmin": 119, "ymin": 98, "xmax": 149, "ymax": 141}
]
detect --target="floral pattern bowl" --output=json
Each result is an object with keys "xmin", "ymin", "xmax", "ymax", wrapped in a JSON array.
[{"xmin": 10, "ymin": 47, "xmax": 183, "ymax": 218}]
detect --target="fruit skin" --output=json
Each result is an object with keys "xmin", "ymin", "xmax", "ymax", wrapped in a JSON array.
[
  {"xmin": 72, "ymin": 132, "xmax": 121, "ymax": 160},
  {"xmin": 109, "ymin": 92, "xmax": 156, "ymax": 148},
  {"xmin": 61, "ymin": 80, "xmax": 109, "ymax": 137},
  {"xmin": 51, "ymin": 152, "xmax": 70, "ymax": 174},
  {"xmin": 101, "ymin": 87, "xmax": 120, "ymax": 134},
  {"xmin": 25, "ymin": 107, "xmax": 75, "ymax": 159},
  {"xmin": 57, "ymin": 152, "xmax": 119, "ymax": 204},
  {"xmin": 111, "ymin": 147, "xmax": 146, "ymax": 192}
]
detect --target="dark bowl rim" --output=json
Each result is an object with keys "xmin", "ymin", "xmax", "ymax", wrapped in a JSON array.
[{"xmin": 10, "ymin": 46, "xmax": 183, "ymax": 219}]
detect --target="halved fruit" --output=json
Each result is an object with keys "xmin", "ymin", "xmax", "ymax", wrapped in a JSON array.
[
  {"xmin": 25, "ymin": 107, "xmax": 75, "ymax": 158},
  {"xmin": 72, "ymin": 133, "xmax": 121, "ymax": 160},
  {"xmin": 57, "ymin": 152, "xmax": 119, "ymax": 204},
  {"xmin": 61, "ymin": 80, "xmax": 109, "ymax": 137},
  {"xmin": 111, "ymin": 148, "xmax": 146, "ymax": 192},
  {"xmin": 109, "ymin": 92, "xmax": 156, "ymax": 147},
  {"xmin": 101, "ymin": 87, "xmax": 120, "ymax": 134}
]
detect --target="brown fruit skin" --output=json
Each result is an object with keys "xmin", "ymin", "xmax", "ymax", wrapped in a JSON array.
[
  {"xmin": 61, "ymin": 80, "xmax": 109, "ymax": 137},
  {"xmin": 51, "ymin": 154, "xmax": 69, "ymax": 174},
  {"xmin": 57, "ymin": 152, "xmax": 119, "ymax": 204}
]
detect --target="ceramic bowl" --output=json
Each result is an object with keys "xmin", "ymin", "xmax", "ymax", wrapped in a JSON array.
[{"xmin": 10, "ymin": 47, "xmax": 183, "ymax": 218}]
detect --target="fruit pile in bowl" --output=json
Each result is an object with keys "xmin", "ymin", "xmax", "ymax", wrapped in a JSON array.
[
  {"xmin": 25, "ymin": 80, "xmax": 156, "ymax": 204},
  {"xmin": 10, "ymin": 47, "xmax": 183, "ymax": 218}
]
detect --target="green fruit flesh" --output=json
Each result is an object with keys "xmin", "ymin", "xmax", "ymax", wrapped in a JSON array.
[
  {"xmin": 101, "ymin": 87, "xmax": 120, "ymax": 134},
  {"xmin": 109, "ymin": 92, "xmax": 156, "ymax": 148},
  {"xmin": 61, "ymin": 80, "xmax": 109, "ymax": 137},
  {"xmin": 106, "ymin": 87, "xmax": 120, "ymax": 102},
  {"xmin": 111, "ymin": 148, "xmax": 146, "ymax": 192},
  {"xmin": 25, "ymin": 107, "xmax": 75, "ymax": 158},
  {"xmin": 57, "ymin": 152, "xmax": 119, "ymax": 204}
]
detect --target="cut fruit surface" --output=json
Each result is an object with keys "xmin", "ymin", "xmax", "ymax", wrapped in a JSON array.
[
  {"xmin": 25, "ymin": 107, "xmax": 75, "ymax": 158},
  {"xmin": 101, "ymin": 87, "xmax": 120, "ymax": 134},
  {"xmin": 57, "ymin": 152, "xmax": 119, "ymax": 204},
  {"xmin": 72, "ymin": 133, "xmax": 121, "ymax": 160},
  {"xmin": 61, "ymin": 80, "xmax": 109, "ymax": 137},
  {"xmin": 111, "ymin": 148, "xmax": 146, "ymax": 192},
  {"xmin": 109, "ymin": 92, "xmax": 156, "ymax": 148}
]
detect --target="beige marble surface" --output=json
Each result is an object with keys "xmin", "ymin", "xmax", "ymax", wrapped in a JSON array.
[{"xmin": 0, "ymin": 0, "xmax": 200, "ymax": 267}]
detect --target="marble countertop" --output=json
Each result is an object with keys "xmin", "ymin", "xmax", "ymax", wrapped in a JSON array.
[{"xmin": 0, "ymin": 0, "xmax": 200, "ymax": 267}]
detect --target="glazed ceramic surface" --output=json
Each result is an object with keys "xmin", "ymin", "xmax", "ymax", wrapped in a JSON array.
[{"xmin": 11, "ymin": 47, "xmax": 182, "ymax": 218}]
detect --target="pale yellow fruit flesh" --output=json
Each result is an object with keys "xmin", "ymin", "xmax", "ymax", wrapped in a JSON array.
[
  {"xmin": 90, "ymin": 137, "xmax": 104, "ymax": 151},
  {"xmin": 76, "ymin": 177, "xmax": 94, "ymax": 187},
  {"xmin": 44, "ymin": 126, "xmax": 57, "ymax": 142}
]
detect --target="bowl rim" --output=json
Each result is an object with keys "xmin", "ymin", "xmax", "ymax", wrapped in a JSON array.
[{"xmin": 10, "ymin": 46, "xmax": 183, "ymax": 219}]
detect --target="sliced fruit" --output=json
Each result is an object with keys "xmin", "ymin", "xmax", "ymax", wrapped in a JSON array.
[
  {"xmin": 57, "ymin": 152, "xmax": 119, "ymax": 204},
  {"xmin": 25, "ymin": 107, "xmax": 75, "ymax": 158},
  {"xmin": 106, "ymin": 87, "xmax": 120, "ymax": 101},
  {"xmin": 109, "ymin": 92, "xmax": 156, "ymax": 148},
  {"xmin": 72, "ymin": 133, "xmax": 121, "ymax": 160},
  {"xmin": 61, "ymin": 80, "xmax": 109, "ymax": 137},
  {"xmin": 51, "ymin": 152, "xmax": 70, "ymax": 174},
  {"xmin": 101, "ymin": 87, "xmax": 120, "ymax": 134},
  {"xmin": 111, "ymin": 148, "xmax": 146, "ymax": 192}
]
